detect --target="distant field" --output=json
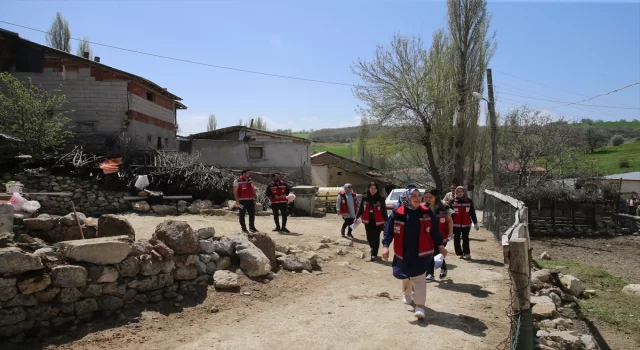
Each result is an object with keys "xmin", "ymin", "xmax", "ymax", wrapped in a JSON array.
[
  {"xmin": 574, "ymin": 121, "xmax": 640, "ymax": 129},
  {"xmin": 574, "ymin": 141, "xmax": 640, "ymax": 175},
  {"xmin": 312, "ymin": 143, "xmax": 354, "ymax": 158},
  {"xmin": 291, "ymin": 133, "xmax": 310, "ymax": 139}
]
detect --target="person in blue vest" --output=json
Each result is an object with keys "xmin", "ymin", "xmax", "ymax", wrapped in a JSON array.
[
  {"xmin": 382, "ymin": 188, "xmax": 448, "ymax": 320},
  {"xmin": 336, "ymin": 183, "xmax": 358, "ymax": 239}
]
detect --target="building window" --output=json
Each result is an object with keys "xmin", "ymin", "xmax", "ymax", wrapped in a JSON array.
[
  {"xmin": 157, "ymin": 137, "xmax": 162, "ymax": 149},
  {"xmin": 147, "ymin": 134, "xmax": 152, "ymax": 143},
  {"xmin": 164, "ymin": 138, "xmax": 168, "ymax": 147},
  {"xmin": 146, "ymin": 91, "xmax": 154, "ymax": 101},
  {"xmin": 248, "ymin": 146, "xmax": 264, "ymax": 159},
  {"xmin": 337, "ymin": 171, "xmax": 343, "ymax": 176}
]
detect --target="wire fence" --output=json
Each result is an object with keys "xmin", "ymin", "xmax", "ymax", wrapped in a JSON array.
[{"xmin": 484, "ymin": 190, "xmax": 532, "ymax": 350}]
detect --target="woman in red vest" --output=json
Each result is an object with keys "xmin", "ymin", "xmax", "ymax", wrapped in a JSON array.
[
  {"xmin": 425, "ymin": 188, "xmax": 454, "ymax": 281},
  {"xmin": 382, "ymin": 188, "xmax": 448, "ymax": 320},
  {"xmin": 356, "ymin": 182, "xmax": 388, "ymax": 262},
  {"xmin": 449, "ymin": 186, "xmax": 479, "ymax": 260},
  {"xmin": 335, "ymin": 183, "xmax": 358, "ymax": 239}
]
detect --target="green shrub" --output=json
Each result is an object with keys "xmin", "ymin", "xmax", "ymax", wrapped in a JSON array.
[
  {"xmin": 619, "ymin": 160, "xmax": 631, "ymax": 168},
  {"xmin": 610, "ymin": 134, "xmax": 625, "ymax": 146}
]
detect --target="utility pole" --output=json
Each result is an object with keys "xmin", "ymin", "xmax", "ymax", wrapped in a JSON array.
[{"xmin": 487, "ymin": 68, "xmax": 500, "ymax": 187}]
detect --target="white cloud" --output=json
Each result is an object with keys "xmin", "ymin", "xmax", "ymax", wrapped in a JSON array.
[
  {"xmin": 339, "ymin": 116, "xmax": 361, "ymax": 128},
  {"xmin": 176, "ymin": 114, "xmax": 209, "ymax": 135}
]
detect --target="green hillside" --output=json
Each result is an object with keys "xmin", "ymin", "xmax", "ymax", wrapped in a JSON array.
[
  {"xmin": 312, "ymin": 143, "xmax": 354, "ymax": 157},
  {"xmin": 291, "ymin": 133, "xmax": 310, "ymax": 139},
  {"xmin": 574, "ymin": 121, "xmax": 640, "ymax": 129},
  {"xmin": 575, "ymin": 142, "xmax": 640, "ymax": 175}
]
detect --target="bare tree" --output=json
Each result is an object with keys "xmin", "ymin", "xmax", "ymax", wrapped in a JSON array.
[
  {"xmin": 207, "ymin": 114, "xmax": 217, "ymax": 131},
  {"xmin": 447, "ymin": 0, "xmax": 496, "ymax": 184},
  {"xmin": 584, "ymin": 127, "xmax": 607, "ymax": 153},
  {"xmin": 352, "ymin": 35, "xmax": 446, "ymax": 191},
  {"xmin": 76, "ymin": 37, "xmax": 93, "ymax": 60},
  {"xmin": 238, "ymin": 117, "xmax": 268, "ymax": 130},
  {"xmin": 500, "ymin": 107, "xmax": 580, "ymax": 187},
  {"xmin": 46, "ymin": 12, "xmax": 71, "ymax": 53}
]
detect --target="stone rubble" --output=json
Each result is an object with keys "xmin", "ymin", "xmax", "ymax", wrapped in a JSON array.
[{"xmin": 531, "ymin": 266, "xmax": 602, "ymax": 349}]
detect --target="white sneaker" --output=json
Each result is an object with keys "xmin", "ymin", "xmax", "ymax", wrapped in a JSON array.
[
  {"xmin": 426, "ymin": 274, "xmax": 434, "ymax": 282},
  {"xmin": 414, "ymin": 307, "xmax": 425, "ymax": 319},
  {"xmin": 403, "ymin": 292, "xmax": 414, "ymax": 305},
  {"xmin": 464, "ymin": 254, "xmax": 471, "ymax": 260}
]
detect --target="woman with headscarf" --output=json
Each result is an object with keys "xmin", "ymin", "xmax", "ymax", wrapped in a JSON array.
[
  {"xmin": 356, "ymin": 182, "xmax": 388, "ymax": 261},
  {"xmin": 336, "ymin": 183, "xmax": 358, "ymax": 239},
  {"xmin": 448, "ymin": 186, "xmax": 479, "ymax": 260},
  {"xmin": 382, "ymin": 188, "xmax": 447, "ymax": 320},
  {"xmin": 425, "ymin": 188, "xmax": 454, "ymax": 281}
]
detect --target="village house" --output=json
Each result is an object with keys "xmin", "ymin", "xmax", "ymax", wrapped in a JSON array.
[
  {"xmin": 0, "ymin": 29, "xmax": 186, "ymax": 153},
  {"xmin": 311, "ymin": 151, "xmax": 397, "ymax": 193},
  {"xmin": 602, "ymin": 172, "xmax": 640, "ymax": 197},
  {"xmin": 181, "ymin": 126, "xmax": 312, "ymax": 183}
]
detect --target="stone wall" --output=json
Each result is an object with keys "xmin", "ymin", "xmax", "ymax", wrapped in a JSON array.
[
  {"xmin": 0, "ymin": 218, "xmax": 282, "ymax": 340},
  {"xmin": 5, "ymin": 174, "xmax": 189, "ymax": 217}
]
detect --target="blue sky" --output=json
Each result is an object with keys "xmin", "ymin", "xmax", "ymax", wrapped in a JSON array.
[{"xmin": 3, "ymin": 0, "xmax": 640, "ymax": 135}]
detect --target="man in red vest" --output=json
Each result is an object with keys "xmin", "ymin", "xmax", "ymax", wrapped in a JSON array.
[
  {"xmin": 234, "ymin": 169, "xmax": 258, "ymax": 233},
  {"xmin": 266, "ymin": 173, "xmax": 292, "ymax": 233}
]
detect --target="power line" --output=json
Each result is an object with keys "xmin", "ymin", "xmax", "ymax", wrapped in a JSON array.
[
  {"xmin": 0, "ymin": 20, "xmax": 355, "ymax": 87},
  {"xmin": 493, "ymin": 69, "xmax": 638, "ymax": 108},
  {"xmin": 496, "ymin": 90, "xmax": 640, "ymax": 110},
  {"xmin": 549, "ymin": 82, "xmax": 640, "ymax": 110}
]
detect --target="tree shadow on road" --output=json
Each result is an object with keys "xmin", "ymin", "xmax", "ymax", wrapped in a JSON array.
[
  {"xmin": 433, "ymin": 279, "xmax": 494, "ymax": 298},
  {"xmin": 470, "ymin": 259, "xmax": 505, "ymax": 267},
  {"xmin": 351, "ymin": 238, "xmax": 369, "ymax": 245},
  {"xmin": 469, "ymin": 237, "xmax": 487, "ymax": 242},
  {"xmin": 409, "ymin": 308, "xmax": 488, "ymax": 336}
]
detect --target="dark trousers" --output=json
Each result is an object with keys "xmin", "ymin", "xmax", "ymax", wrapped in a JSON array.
[
  {"xmin": 271, "ymin": 202, "xmax": 288, "ymax": 229},
  {"xmin": 239, "ymin": 200, "xmax": 256, "ymax": 230},
  {"xmin": 341, "ymin": 217, "xmax": 355, "ymax": 235},
  {"xmin": 364, "ymin": 223, "xmax": 383, "ymax": 257},
  {"xmin": 453, "ymin": 226, "xmax": 471, "ymax": 256},
  {"xmin": 427, "ymin": 242, "xmax": 448, "ymax": 275}
]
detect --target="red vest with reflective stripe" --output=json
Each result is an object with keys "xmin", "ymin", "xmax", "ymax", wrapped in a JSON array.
[
  {"xmin": 237, "ymin": 176, "xmax": 255, "ymax": 200},
  {"xmin": 339, "ymin": 191, "xmax": 358, "ymax": 217},
  {"xmin": 362, "ymin": 201, "xmax": 385, "ymax": 226},
  {"xmin": 392, "ymin": 205, "xmax": 435, "ymax": 260},
  {"xmin": 269, "ymin": 181, "xmax": 288, "ymax": 204},
  {"xmin": 434, "ymin": 205, "xmax": 451, "ymax": 240},
  {"xmin": 451, "ymin": 197, "xmax": 472, "ymax": 227}
]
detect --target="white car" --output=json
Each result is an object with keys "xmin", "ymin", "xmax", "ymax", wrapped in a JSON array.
[{"xmin": 385, "ymin": 188, "xmax": 426, "ymax": 216}]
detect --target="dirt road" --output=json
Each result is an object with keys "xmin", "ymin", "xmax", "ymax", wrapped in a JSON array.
[{"xmin": 27, "ymin": 213, "xmax": 510, "ymax": 350}]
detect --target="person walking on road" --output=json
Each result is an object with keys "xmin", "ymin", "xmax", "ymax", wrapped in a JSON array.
[
  {"xmin": 266, "ymin": 173, "xmax": 292, "ymax": 233},
  {"xmin": 443, "ymin": 183, "xmax": 457, "ymax": 203},
  {"xmin": 234, "ymin": 169, "xmax": 259, "ymax": 233},
  {"xmin": 449, "ymin": 186, "xmax": 479, "ymax": 260},
  {"xmin": 356, "ymin": 182, "xmax": 388, "ymax": 262},
  {"xmin": 382, "ymin": 188, "xmax": 448, "ymax": 320},
  {"xmin": 394, "ymin": 184, "xmax": 417, "ymax": 210},
  {"xmin": 425, "ymin": 188, "xmax": 454, "ymax": 281},
  {"xmin": 336, "ymin": 183, "xmax": 358, "ymax": 239}
]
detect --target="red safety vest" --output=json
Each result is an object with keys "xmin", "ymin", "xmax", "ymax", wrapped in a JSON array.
[
  {"xmin": 338, "ymin": 191, "xmax": 358, "ymax": 217},
  {"xmin": 392, "ymin": 205, "xmax": 435, "ymax": 260},
  {"xmin": 434, "ymin": 205, "xmax": 451, "ymax": 240},
  {"xmin": 451, "ymin": 197, "xmax": 473, "ymax": 227},
  {"xmin": 236, "ymin": 176, "xmax": 255, "ymax": 201},
  {"xmin": 269, "ymin": 181, "xmax": 288, "ymax": 204},
  {"xmin": 362, "ymin": 201, "xmax": 386, "ymax": 226}
]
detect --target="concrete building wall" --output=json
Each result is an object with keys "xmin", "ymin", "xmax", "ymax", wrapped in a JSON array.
[
  {"xmin": 312, "ymin": 165, "xmax": 330, "ymax": 187},
  {"xmin": 191, "ymin": 139, "xmax": 311, "ymax": 183},
  {"xmin": 129, "ymin": 94, "xmax": 175, "ymax": 124},
  {"xmin": 326, "ymin": 165, "xmax": 373, "ymax": 194},
  {"xmin": 11, "ymin": 65, "xmax": 180, "ymax": 151},
  {"xmin": 11, "ymin": 67, "xmax": 129, "ymax": 150}
]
